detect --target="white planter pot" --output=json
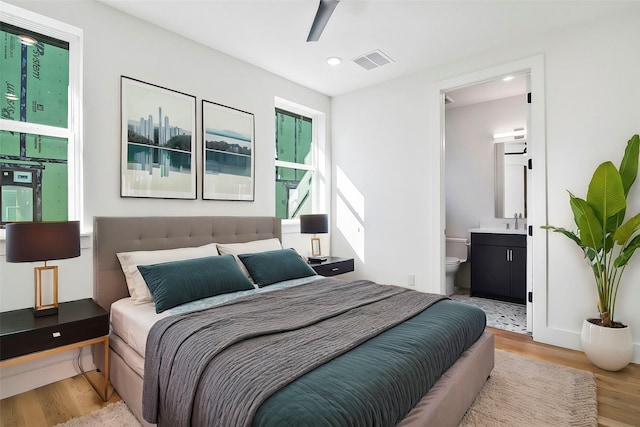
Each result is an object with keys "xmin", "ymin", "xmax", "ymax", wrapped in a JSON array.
[{"xmin": 580, "ymin": 319, "xmax": 633, "ymax": 371}]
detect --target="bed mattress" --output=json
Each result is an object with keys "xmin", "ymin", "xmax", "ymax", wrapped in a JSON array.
[{"xmin": 110, "ymin": 275, "xmax": 325, "ymax": 358}]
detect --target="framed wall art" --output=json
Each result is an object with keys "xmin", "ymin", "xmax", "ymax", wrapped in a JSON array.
[
  {"xmin": 202, "ymin": 100, "xmax": 255, "ymax": 201},
  {"xmin": 120, "ymin": 76, "xmax": 196, "ymax": 199}
]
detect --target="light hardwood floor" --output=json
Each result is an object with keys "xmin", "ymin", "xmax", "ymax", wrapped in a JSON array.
[{"xmin": 1, "ymin": 327, "xmax": 639, "ymax": 426}]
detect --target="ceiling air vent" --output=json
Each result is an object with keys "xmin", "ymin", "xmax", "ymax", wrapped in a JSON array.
[{"xmin": 352, "ymin": 50, "xmax": 394, "ymax": 71}]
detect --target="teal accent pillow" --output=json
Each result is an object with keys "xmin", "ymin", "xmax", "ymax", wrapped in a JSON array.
[
  {"xmin": 238, "ymin": 248, "xmax": 317, "ymax": 287},
  {"xmin": 138, "ymin": 254, "xmax": 254, "ymax": 313}
]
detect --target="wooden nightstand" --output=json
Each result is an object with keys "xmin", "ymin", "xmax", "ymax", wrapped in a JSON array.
[
  {"xmin": 0, "ymin": 298, "xmax": 110, "ymax": 401},
  {"xmin": 310, "ymin": 257, "xmax": 355, "ymax": 277}
]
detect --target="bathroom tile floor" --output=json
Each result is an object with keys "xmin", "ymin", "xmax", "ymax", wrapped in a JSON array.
[{"xmin": 450, "ymin": 290, "xmax": 529, "ymax": 335}]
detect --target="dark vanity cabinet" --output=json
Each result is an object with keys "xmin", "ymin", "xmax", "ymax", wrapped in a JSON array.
[{"xmin": 471, "ymin": 233, "xmax": 526, "ymax": 304}]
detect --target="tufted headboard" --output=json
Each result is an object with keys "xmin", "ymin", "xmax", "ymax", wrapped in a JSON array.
[{"xmin": 93, "ymin": 216, "xmax": 282, "ymax": 312}]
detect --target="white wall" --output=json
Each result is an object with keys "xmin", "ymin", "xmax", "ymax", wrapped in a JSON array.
[
  {"xmin": 332, "ymin": 72, "xmax": 432, "ymax": 288},
  {"xmin": 332, "ymin": 7, "xmax": 640, "ymax": 362},
  {"xmin": 0, "ymin": 0, "xmax": 331, "ymax": 397}
]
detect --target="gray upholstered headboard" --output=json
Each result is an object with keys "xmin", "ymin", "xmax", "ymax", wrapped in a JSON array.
[{"xmin": 93, "ymin": 216, "xmax": 282, "ymax": 312}]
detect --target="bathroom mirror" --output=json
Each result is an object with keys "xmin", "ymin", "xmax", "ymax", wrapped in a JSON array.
[{"xmin": 494, "ymin": 140, "xmax": 527, "ymax": 219}]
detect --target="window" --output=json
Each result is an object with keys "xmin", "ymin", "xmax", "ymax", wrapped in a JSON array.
[
  {"xmin": 275, "ymin": 108, "xmax": 315, "ymax": 219},
  {"xmin": 0, "ymin": 2, "xmax": 82, "ymax": 226}
]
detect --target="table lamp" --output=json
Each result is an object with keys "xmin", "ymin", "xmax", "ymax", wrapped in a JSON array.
[
  {"xmin": 300, "ymin": 214, "xmax": 328, "ymax": 261},
  {"xmin": 5, "ymin": 221, "xmax": 81, "ymax": 317}
]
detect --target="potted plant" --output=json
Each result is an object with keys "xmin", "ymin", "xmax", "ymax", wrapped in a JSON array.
[{"xmin": 543, "ymin": 134, "xmax": 639, "ymax": 371}]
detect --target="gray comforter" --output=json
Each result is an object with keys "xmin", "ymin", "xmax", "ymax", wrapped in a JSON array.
[{"xmin": 143, "ymin": 278, "xmax": 446, "ymax": 427}]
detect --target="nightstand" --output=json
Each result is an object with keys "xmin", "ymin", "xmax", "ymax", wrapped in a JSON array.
[
  {"xmin": 310, "ymin": 257, "xmax": 355, "ymax": 277},
  {"xmin": 0, "ymin": 298, "xmax": 110, "ymax": 401}
]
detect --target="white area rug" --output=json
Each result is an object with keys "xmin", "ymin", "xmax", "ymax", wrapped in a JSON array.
[
  {"xmin": 55, "ymin": 401, "xmax": 141, "ymax": 427},
  {"xmin": 460, "ymin": 350, "xmax": 597, "ymax": 426},
  {"xmin": 56, "ymin": 350, "xmax": 596, "ymax": 427}
]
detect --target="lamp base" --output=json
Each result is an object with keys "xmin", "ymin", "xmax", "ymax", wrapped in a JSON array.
[
  {"xmin": 32, "ymin": 306, "xmax": 59, "ymax": 317},
  {"xmin": 308, "ymin": 256, "xmax": 328, "ymax": 263},
  {"xmin": 34, "ymin": 264, "xmax": 59, "ymax": 317}
]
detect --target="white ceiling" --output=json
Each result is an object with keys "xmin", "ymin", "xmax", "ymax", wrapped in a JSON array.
[{"xmin": 97, "ymin": 0, "xmax": 638, "ymax": 97}]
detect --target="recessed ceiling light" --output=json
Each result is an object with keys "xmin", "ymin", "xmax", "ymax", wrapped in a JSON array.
[
  {"xmin": 502, "ymin": 75, "xmax": 514, "ymax": 82},
  {"xmin": 326, "ymin": 57, "xmax": 342, "ymax": 66},
  {"xmin": 18, "ymin": 35, "xmax": 37, "ymax": 46}
]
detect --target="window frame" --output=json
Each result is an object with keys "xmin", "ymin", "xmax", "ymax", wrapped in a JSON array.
[
  {"xmin": 274, "ymin": 98, "xmax": 323, "ymax": 224},
  {"xmin": 0, "ymin": 1, "xmax": 83, "ymax": 230}
]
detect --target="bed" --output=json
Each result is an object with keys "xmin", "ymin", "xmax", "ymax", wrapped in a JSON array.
[{"xmin": 92, "ymin": 216, "xmax": 494, "ymax": 427}]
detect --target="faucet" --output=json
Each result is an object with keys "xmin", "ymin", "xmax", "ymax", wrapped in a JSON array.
[{"xmin": 514, "ymin": 213, "xmax": 519, "ymax": 230}]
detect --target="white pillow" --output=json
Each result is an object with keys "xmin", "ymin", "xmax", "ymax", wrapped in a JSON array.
[
  {"xmin": 117, "ymin": 243, "xmax": 219, "ymax": 304},
  {"xmin": 216, "ymin": 238, "xmax": 282, "ymax": 281}
]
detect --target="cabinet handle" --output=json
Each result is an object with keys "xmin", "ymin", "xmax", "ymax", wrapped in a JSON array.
[
  {"xmin": 331, "ymin": 268, "xmax": 339, "ymax": 272},
  {"xmin": 506, "ymin": 250, "xmax": 510, "ymax": 261}
]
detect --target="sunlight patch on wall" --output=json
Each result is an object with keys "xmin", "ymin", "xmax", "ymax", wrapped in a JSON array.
[
  {"xmin": 336, "ymin": 167, "xmax": 364, "ymax": 221},
  {"xmin": 336, "ymin": 196, "xmax": 365, "ymax": 262},
  {"xmin": 336, "ymin": 166, "xmax": 365, "ymax": 261}
]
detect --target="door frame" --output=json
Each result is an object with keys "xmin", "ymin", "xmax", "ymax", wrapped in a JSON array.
[{"xmin": 429, "ymin": 54, "xmax": 547, "ymax": 338}]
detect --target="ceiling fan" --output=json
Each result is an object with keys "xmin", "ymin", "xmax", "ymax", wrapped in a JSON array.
[{"xmin": 307, "ymin": 0, "xmax": 340, "ymax": 42}]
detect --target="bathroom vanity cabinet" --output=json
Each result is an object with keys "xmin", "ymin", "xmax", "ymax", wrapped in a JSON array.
[{"xmin": 470, "ymin": 232, "xmax": 526, "ymax": 304}]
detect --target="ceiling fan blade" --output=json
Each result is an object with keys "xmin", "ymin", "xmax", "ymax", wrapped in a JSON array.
[{"xmin": 307, "ymin": 0, "xmax": 340, "ymax": 42}]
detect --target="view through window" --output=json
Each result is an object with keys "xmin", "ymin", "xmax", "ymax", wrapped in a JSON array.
[
  {"xmin": 0, "ymin": 8, "xmax": 81, "ymax": 226},
  {"xmin": 275, "ymin": 108, "xmax": 314, "ymax": 219}
]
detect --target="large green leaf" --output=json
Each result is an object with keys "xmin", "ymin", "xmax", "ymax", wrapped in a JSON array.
[
  {"xmin": 568, "ymin": 190, "xmax": 590, "ymax": 232},
  {"xmin": 587, "ymin": 161, "xmax": 626, "ymax": 232},
  {"xmin": 614, "ymin": 234, "xmax": 640, "ymax": 267},
  {"xmin": 604, "ymin": 234, "xmax": 615, "ymax": 253},
  {"xmin": 569, "ymin": 195, "xmax": 603, "ymax": 250},
  {"xmin": 608, "ymin": 136, "xmax": 639, "ymax": 234},
  {"xmin": 619, "ymin": 134, "xmax": 640, "ymax": 196},
  {"xmin": 609, "ymin": 207, "xmax": 626, "ymax": 233},
  {"xmin": 614, "ymin": 212, "xmax": 640, "ymax": 245},
  {"xmin": 584, "ymin": 247, "xmax": 598, "ymax": 263},
  {"xmin": 541, "ymin": 225, "xmax": 583, "ymax": 247}
]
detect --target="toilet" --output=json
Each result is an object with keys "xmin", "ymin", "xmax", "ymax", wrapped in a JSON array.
[{"xmin": 445, "ymin": 237, "xmax": 469, "ymax": 296}]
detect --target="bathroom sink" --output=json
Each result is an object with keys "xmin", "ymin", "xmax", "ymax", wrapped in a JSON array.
[{"xmin": 468, "ymin": 227, "xmax": 527, "ymax": 235}]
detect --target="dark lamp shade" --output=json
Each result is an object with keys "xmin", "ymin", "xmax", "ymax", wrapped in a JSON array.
[
  {"xmin": 300, "ymin": 214, "xmax": 328, "ymax": 234},
  {"xmin": 5, "ymin": 221, "xmax": 81, "ymax": 263}
]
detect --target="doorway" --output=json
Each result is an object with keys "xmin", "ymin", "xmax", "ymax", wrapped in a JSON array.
[
  {"xmin": 430, "ymin": 55, "xmax": 547, "ymax": 338},
  {"xmin": 444, "ymin": 74, "xmax": 529, "ymax": 333}
]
